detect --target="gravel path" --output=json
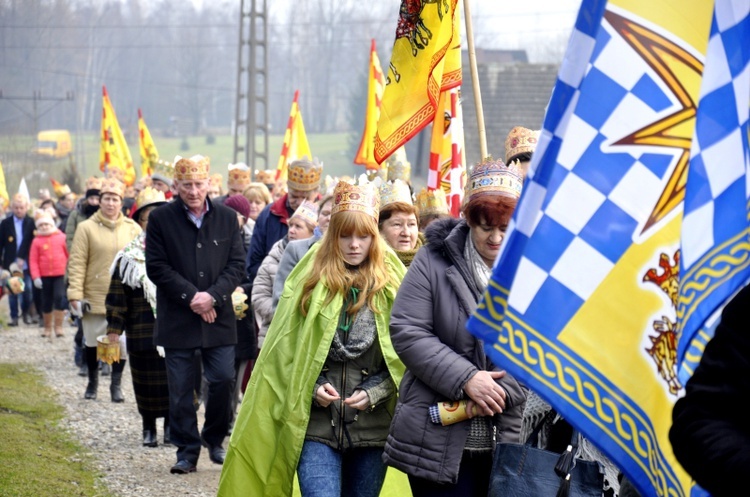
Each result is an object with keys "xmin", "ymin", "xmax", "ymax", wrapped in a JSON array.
[{"xmin": 0, "ymin": 315, "xmax": 222, "ymax": 496}]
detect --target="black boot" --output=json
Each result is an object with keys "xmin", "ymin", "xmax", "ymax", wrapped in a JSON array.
[
  {"xmin": 84, "ymin": 347, "xmax": 98, "ymax": 400},
  {"xmin": 142, "ymin": 416, "xmax": 157, "ymax": 447},
  {"xmin": 110, "ymin": 360, "xmax": 125, "ymax": 403},
  {"xmin": 163, "ymin": 417, "xmax": 171, "ymax": 445}
]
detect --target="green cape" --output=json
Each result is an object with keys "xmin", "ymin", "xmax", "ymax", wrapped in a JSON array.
[{"xmin": 218, "ymin": 243, "xmax": 407, "ymax": 496}]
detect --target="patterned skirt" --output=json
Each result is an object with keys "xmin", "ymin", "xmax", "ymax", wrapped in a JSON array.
[{"xmin": 128, "ymin": 350, "xmax": 170, "ymax": 419}]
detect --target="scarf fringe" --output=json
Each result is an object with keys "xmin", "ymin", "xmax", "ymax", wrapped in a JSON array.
[{"xmin": 110, "ymin": 233, "xmax": 158, "ymax": 316}]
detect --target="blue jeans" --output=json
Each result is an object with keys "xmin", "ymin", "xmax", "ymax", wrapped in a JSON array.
[
  {"xmin": 297, "ymin": 440, "xmax": 387, "ymax": 497},
  {"xmin": 8, "ymin": 270, "xmax": 33, "ymax": 319}
]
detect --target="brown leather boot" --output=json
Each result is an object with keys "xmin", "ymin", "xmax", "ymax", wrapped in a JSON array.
[
  {"xmin": 41, "ymin": 313, "xmax": 52, "ymax": 338},
  {"xmin": 53, "ymin": 310, "xmax": 65, "ymax": 337}
]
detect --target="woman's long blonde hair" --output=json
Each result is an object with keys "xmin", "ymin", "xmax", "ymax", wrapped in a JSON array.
[{"xmin": 300, "ymin": 210, "xmax": 392, "ymax": 316}]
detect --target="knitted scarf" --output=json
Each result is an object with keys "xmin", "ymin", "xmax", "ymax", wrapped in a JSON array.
[
  {"xmin": 393, "ymin": 232, "xmax": 425, "ymax": 268},
  {"xmin": 109, "ymin": 231, "xmax": 157, "ymax": 316},
  {"xmin": 464, "ymin": 231, "xmax": 491, "ymax": 295},
  {"xmin": 328, "ymin": 288, "xmax": 377, "ymax": 362}
]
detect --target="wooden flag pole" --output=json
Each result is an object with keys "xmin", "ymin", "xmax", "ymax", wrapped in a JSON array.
[{"xmin": 463, "ymin": 0, "xmax": 488, "ymax": 160}]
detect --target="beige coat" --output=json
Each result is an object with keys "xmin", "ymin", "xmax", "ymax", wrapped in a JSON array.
[{"xmin": 67, "ymin": 210, "xmax": 142, "ymax": 315}]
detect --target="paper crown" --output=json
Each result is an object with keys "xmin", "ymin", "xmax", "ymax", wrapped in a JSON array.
[
  {"xmin": 379, "ymin": 179, "xmax": 413, "ymax": 209},
  {"xmin": 34, "ymin": 209, "xmax": 55, "ymax": 228},
  {"xmin": 133, "ymin": 187, "xmax": 166, "ymax": 214},
  {"xmin": 50, "ymin": 179, "xmax": 71, "ymax": 198},
  {"xmin": 100, "ymin": 177, "xmax": 125, "ymax": 198},
  {"xmin": 505, "ymin": 126, "xmax": 540, "ymax": 163},
  {"xmin": 151, "ymin": 159, "xmax": 175, "ymax": 186},
  {"xmin": 290, "ymin": 200, "xmax": 319, "ymax": 227},
  {"xmin": 210, "ymin": 173, "xmax": 224, "ymax": 189},
  {"xmin": 465, "ymin": 157, "xmax": 523, "ymax": 201},
  {"xmin": 105, "ymin": 167, "xmax": 125, "ymax": 183},
  {"xmin": 227, "ymin": 163, "xmax": 251, "ymax": 189},
  {"xmin": 85, "ymin": 176, "xmax": 102, "ymax": 192},
  {"xmin": 386, "ymin": 147, "xmax": 411, "ymax": 182},
  {"xmin": 255, "ymin": 169, "xmax": 275, "ymax": 185},
  {"xmin": 415, "ymin": 187, "xmax": 450, "ymax": 216},
  {"xmin": 331, "ymin": 180, "xmax": 380, "ymax": 220},
  {"xmin": 173, "ymin": 155, "xmax": 210, "ymax": 181},
  {"xmin": 287, "ymin": 158, "xmax": 323, "ymax": 192}
]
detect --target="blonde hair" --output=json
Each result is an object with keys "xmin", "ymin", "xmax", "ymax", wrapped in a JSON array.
[
  {"xmin": 243, "ymin": 182, "xmax": 272, "ymax": 205},
  {"xmin": 300, "ymin": 210, "xmax": 392, "ymax": 317}
]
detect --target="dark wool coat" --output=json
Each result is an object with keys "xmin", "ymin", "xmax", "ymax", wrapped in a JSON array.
[
  {"xmin": 383, "ymin": 218, "xmax": 526, "ymax": 484},
  {"xmin": 145, "ymin": 197, "xmax": 246, "ymax": 349},
  {"xmin": 0, "ymin": 215, "xmax": 35, "ymax": 268},
  {"xmin": 105, "ymin": 260, "xmax": 157, "ymax": 353},
  {"xmin": 245, "ymin": 193, "xmax": 292, "ymax": 284},
  {"xmin": 670, "ymin": 284, "xmax": 750, "ymax": 497}
]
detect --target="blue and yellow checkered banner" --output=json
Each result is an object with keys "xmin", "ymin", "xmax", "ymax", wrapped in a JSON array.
[{"xmin": 467, "ymin": 1, "xmax": 750, "ymax": 496}]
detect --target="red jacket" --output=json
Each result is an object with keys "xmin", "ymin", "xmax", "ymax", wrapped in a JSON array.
[{"xmin": 29, "ymin": 229, "xmax": 68, "ymax": 279}]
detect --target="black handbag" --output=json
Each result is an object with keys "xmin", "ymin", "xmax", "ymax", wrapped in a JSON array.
[{"xmin": 488, "ymin": 411, "xmax": 604, "ymax": 497}]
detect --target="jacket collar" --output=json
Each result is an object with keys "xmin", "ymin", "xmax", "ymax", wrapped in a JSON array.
[
  {"xmin": 425, "ymin": 218, "xmax": 478, "ymax": 299},
  {"xmin": 92, "ymin": 209, "xmax": 123, "ymax": 229},
  {"xmin": 269, "ymin": 193, "xmax": 293, "ymax": 225}
]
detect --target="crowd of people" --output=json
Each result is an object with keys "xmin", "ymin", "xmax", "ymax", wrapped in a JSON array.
[{"xmin": 5, "ymin": 124, "xmax": 717, "ymax": 496}]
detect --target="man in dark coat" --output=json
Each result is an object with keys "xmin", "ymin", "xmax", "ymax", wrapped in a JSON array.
[
  {"xmin": 670, "ymin": 284, "xmax": 750, "ymax": 496},
  {"xmin": 245, "ymin": 158, "xmax": 321, "ymax": 285},
  {"xmin": 0, "ymin": 193, "xmax": 37, "ymax": 326},
  {"xmin": 146, "ymin": 155, "xmax": 246, "ymax": 475}
]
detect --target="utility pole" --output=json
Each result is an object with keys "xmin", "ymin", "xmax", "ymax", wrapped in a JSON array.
[{"xmin": 233, "ymin": 0, "xmax": 270, "ymax": 177}]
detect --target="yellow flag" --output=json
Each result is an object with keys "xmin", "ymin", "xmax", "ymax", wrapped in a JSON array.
[
  {"xmin": 275, "ymin": 90, "xmax": 312, "ymax": 182},
  {"xmin": 0, "ymin": 160, "xmax": 9, "ymax": 210},
  {"xmin": 138, "ymin": 108, "xmax": 159, "ymax": 178},
  {"xmin": 354, "ymin": 39, "xmax": 386, "ymax": 170},
  {"xmin": 374, "ymin": 0, "xmax": 461, "ymax": 164},
  {"xmin": 100, "ymin": 86, "xmax": 136, "ymax": 186}
]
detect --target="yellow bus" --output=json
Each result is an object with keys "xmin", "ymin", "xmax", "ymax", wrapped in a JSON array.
[{"xmin": 35, "ymin": 130, "xmax": 72, "ymax": 158}]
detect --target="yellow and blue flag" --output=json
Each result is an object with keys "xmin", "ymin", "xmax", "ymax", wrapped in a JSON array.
[{"xmin": 467, "ymin": 1, "xmax": 750, "ymax": 496}]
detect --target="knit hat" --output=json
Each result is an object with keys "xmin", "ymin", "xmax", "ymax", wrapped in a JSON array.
[
  {"xmin": 34, "ymin": 210, "xmax": 55, "ymax": 228},
  {"xmin": 224, "ymin": 194, "xmax": 251, "ymax": 220}
]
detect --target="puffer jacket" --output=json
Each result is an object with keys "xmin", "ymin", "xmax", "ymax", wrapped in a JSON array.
[
  {"xmin": 67, "ymin": 210, "xmax": 142, "ymax": 314},
  {"xmin": 251, "ymin": 237, "xmax": 288, "ymax": 348},
  {"xmin": 29, "ymin": 229, "xmax": 68, "ymax": 278},
  {"xmin": 383, "ymin": 218, "xmax": 526, "ymax": 484}
]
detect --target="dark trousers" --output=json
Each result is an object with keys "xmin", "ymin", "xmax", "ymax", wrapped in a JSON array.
[
  {"xmin": 165, "ymin": 345, "xmax": 234, "ymax": 464},
  {"xmin": 408, "ymin": 450, "xmax": 493, "ymax": 497},
  {"xmin": 8, "ymin": 270, "xmax": 32, "ymax": 319},
  {"xmin": 40, "ymin": 276, "xmax": 66, "ymax": 313}
]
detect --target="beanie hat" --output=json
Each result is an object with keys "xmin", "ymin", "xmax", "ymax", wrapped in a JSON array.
[{"xmin": 224, "ymin": 194, "xmax": 251, "ymax": 220}]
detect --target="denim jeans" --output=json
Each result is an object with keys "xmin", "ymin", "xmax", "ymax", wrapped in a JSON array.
[{"xmin": 297, "ymin": 440, "xmax": 387, "ymax": 497}]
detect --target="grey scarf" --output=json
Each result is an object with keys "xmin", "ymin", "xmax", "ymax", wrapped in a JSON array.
[
  {"xmin": 464, "ymin": 231, "xmax": 492, "ymax": 295},
  {"xmin": 328, "ymin": 304, "xmax": 377, "ymax": 362}
]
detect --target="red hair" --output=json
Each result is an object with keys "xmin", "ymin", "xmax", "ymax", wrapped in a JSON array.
[{"xmin": 462, "ymin": 195, "xmax": 518, "ymax": 229}]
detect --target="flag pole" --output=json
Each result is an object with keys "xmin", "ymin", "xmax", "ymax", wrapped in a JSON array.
[{"xmin": 463, "ymin": 0, "xmax": 488, "ymax": 160}]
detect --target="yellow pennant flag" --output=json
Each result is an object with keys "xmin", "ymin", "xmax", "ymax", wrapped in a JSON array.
[
  {"xmin": 138, "ymin": 108, "xmax": 159, "ymax": 178},
  {"xmin": 275, "ymin": 90, "xmax": 312, "ymax": 182},
  {"xmin": 374, "ymin": 0, "xmax": 461, "ymax": 164},
  {"xmin": 0, "ymin": 160, "xmax": 9, "ymax": 210},
  {"xmin": 354, "ymin": 39, "xmax": 386, "ymax": 170},
  {"xmin": 100, "ymin": 85, "xmax": 136, "ymax": 186}
]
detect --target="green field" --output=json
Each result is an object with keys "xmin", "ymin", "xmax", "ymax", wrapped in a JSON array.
[{"xmin": 0, "ymin": 131, "xmax": 366, "ymax": 197}]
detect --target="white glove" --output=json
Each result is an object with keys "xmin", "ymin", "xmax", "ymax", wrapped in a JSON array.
[
  {"xmin": 156, "ymin": 346, "xmax": 165, "ymax": 358},
  {"xmin": 69, "ymin": 301, "xmax": 83, "ymax": 318},
  {"xmin": 33, "ymin": 278, "xmax": 43, "ymax": 289}
]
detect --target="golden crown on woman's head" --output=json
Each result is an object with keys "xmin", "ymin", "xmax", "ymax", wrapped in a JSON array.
[
  {"xmin": 134, "ymin": 187, "xmax": 166, "ymax": 212},
  {"xmin": 291, "ymin": 200, "xmax": 319, "ymax": 227},
  {"xmin": 100, "ymin": 177, "xmax": 125, "ymax": 198},
  {"xmin": 331, "ymin": 180, "xmax": 380, "ymax": 220},
  {"xmin": 505, "ymin": 126, "xmax": 540, "ymax": 163},
  {"xmin": 465, "ymin": 157, "xmax": 523, "ymax": 202},
  {"xmin": 85, "ymin": 176, "xmax": 102, "ymax": 191},
  {"xmin": 379, "ymin": 179, "xmax": 413, "ymax": 208},
  {"xmin": 415, "ymin": 187, "xmax": 449, "ymax": 216},
  {"xmin": 287, "ymin": 158, "xmax": 323, "ymax": 192},
  {"xmin": 173, "ymin": 155, "xmax": 210, "ymax": 181}
]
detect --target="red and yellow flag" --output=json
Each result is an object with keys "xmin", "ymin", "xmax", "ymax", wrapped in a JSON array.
[
  {"xmin": 428, "ymin": 87, "xmax": 465, "ymax": 216},
  {"xmin": 100, "ymin": 86, "xmax": 136, "ymax": 186},
  {"xmin": 138, "ymin": 108, "xmax": 159, "ymax": 178},
  {"xmin": 374, "ymin": 0, "xmax": 461, "ymax": 164},
  {"xmin": 276, "ymin": 90, "xmax": 312, "ymax": 182},
  {"xmin": 0, "ymin": 160, "xmax": 9, "ymax": 210},
  {"xmin": 354, "ymin": 39, "xmax": 386, "ymax": 170}
]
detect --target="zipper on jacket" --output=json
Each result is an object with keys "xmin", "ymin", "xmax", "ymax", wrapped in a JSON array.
[{"xmin": 337, "ymin": 360, "xmax": 347, "ymax": 448}]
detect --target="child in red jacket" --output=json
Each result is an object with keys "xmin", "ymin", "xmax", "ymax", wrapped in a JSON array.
[{"xmin": 29, "ymin": 211, "xmax": 69, "ymax": 338}]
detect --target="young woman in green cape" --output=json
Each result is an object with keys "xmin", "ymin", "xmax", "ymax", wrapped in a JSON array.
[{"xmin": 218, "ymin": 181, "xmax": 407, "ymax": 497}]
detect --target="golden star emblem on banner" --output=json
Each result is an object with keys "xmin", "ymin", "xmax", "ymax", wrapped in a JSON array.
[{"xmin": 605, "ymin": 10, "xmax": 704, "ymax": 233}]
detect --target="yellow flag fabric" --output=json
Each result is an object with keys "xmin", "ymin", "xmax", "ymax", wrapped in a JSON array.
[
  {"xmin": 374, "ymin": 0, "xmax": 461, "ymax": 164},
  {"xmin": 0, "ymin": 160, "xmax": 9, "ymax": 209},
  {"xmin": 276, "ymin": 90, "xmax": 312, "ymax": 182},
  {"xmin": 100, "ymin": 86, "xmax": 136, "ymax": 186},
  {"xmin": 138, "ymin": 108, "xmax": 159, "ymax": 178},
  {"xmin": 354, "ymin": 39, "xmax": 386, "ymax": 169},
  {"xmin": 428, "ymin": 87, "xmax": 464, "ymax": 216}
]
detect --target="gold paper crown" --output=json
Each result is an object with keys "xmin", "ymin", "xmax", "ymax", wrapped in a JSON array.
[
  {"xmin": 385, "ymin": 147, "xmax": 412, "ymax": 183},
  {"xmin": 210, "ymin": 173, "xmax": 224, "ymax": 189},
  {"xmin": 287, "ymin": 159, "xmax": 323, "ymax": 192},
  {"xmin": 255, "ymin": 169, "xmax": 275, "ymax": 185},
  {"xmin": 173, "ymin": 155, "xmax": 210, "ymax": 181},
  {"xmin": 505, "ymin": 126, "xmax": 540, "ymax": 163},
  {"xmin": 151, "ymin": 160, "xmax": 175, "ymax": 184},
  {"xmin": 379, "ymin": 179, "xmax": 413, "ymax": 208},
  {"xmin": 100, "ymin": 177, "xmax": 125, "ymax": 198},
  {"xmin": 290, "ymin": 200, "xmax": 319, "ymax": 227},
  {"xmin": 227, "ymin": 166, "xmax": 251, "ymax": 189},
  {"xmin": 85, "ymin": 176, "xmax": 102, "ymax": 191},
  {"xmin": 415, "ymin": 187, "xmax": 449, "ymax": 216},
  {"xmin": 50, "ymin": 179, "xmax": 71, "ymax": 198},
  {"xmin": 465, "ymin": 157, "xmax": 523, "ymax": 201},
  {"xmin": 106, "ymin": 167, "xmax": 125, "ymax": 182},
  {"xmin": 331, "ymin": 180, "xmax": 380, "ymax": 220},
  {"xmin": 133, "ymin": 187, "xmax": 166, "ymax": 213}
]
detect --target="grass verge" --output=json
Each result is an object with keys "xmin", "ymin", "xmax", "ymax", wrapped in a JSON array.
[{"xmin": 0, "ymin": 363, "xmax": 113, "ymax": 497}]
